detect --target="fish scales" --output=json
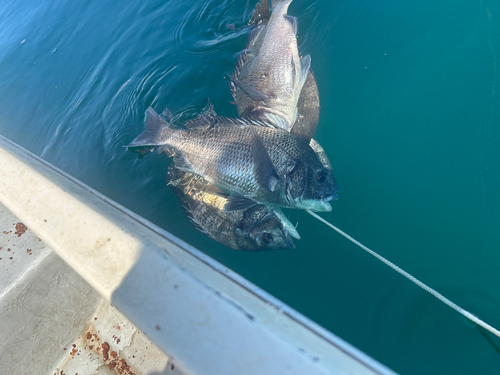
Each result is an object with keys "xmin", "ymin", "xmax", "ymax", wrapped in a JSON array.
[
  {"xmin": 232, "ymin": 0, "xmax": 309, "ymax": 129},
  {"xmin": 128, "ymin": 108, "xmax": 336, "ymax": 212},
  {"xmin": 162, "ymin": 124, "xmax": 306, "ymax": 193},
  {"xmin": 168, "ymin": 167, "xmax": 298, "ymax": 251}
]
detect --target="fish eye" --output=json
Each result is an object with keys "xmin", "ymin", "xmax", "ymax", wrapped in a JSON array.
[
  {"xmin": 316, "ymin": 171, "xmax": 327, "ymax": 183},
  {"xmin": 262, "ymin": 232, "xmax": 274, "ymax": 244}
]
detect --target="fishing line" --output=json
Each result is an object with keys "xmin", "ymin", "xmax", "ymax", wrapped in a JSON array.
[{"xmin": 306, "ymin": 209, "xmax": 500, "ymax": 339}]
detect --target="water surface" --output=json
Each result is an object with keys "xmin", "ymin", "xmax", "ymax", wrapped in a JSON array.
[{"xmin": 1, "ymin": 1, "xmax": 499, "ymax": 373}]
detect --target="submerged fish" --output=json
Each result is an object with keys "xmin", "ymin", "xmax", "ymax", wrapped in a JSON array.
[
  {"xmin": 127, "ymin": 107, "xmax": 337, "ymax": 212},
  {"xmin": 231, "ymin": 0, "xmax": 337, "ymax": 189},
  {"xmin": 168, "ymin": 167, "xmax": 299, "ymax": 251},
  {"xmin": 230, "ymin": 0, "xmax": 310, "ymax": 130}
]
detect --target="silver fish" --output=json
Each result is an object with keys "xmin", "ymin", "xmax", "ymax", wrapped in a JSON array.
[
  {"xmin": 230, "ymin": 0, "xmax": 310, "ymax": 130},
  {"xmin": 127, "ymin": 107, "xmax": 336, "ymax": 212},
  {"xmin": 232, "ymin": 0, "xmax": 337, "ymax": 188},
  {"xmin": 168, "ymin": 167, "xmax": 299, "ymax": 251}
]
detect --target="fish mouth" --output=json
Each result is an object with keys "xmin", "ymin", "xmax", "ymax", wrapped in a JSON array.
[
  {"xmin": 323, "ymin": 192, "xmax": 338, "ymax": 202},
  {"xmin": 282, "ymin": 229, "xmax": 295, "ymax": 249},
  {"xmin": 294, "ymin": 198, "xmax": 332, "ymax": 212}
]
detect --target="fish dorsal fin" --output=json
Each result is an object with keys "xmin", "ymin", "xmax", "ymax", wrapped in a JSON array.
[
  {"xmin": 284, "ymin": 15, "xmax": 297, "ymax": 34},
  {"xmin": 161, "ymin": 108, "xmax": 173, "ymax": 122},
  {"xmin": 249, "ymin": 126, "xmax": 281, "ymax": 192},
  {"xmin": 167, "ymin": 170, "xmax": 208, "ymax": 236},
  {"xmin": 230, "ymin": 75, "xmax": 274, "ymax": 101},
  {"xmin": 224, "ymin": 194, "xmax": 258, "ymax": 211},
  {"xmin": 175, "ymin": 194, "xmax": 208, "ymax": 236},
  {"xmin": 200, "ymin": 100, "xmax": 217, "ymax": 119},
  {"xmin": 184, "ymin": 116, "xmax": 211, "ymax": 130},
  {"xmin": 249, "ymin": 0, "xmax": 270, "ymax": 26},
  {"xmin": 184, "ymin": 101, "xmax": 218, "ymax": 130},
  {"xmin": 231, "ymin": 48, "xmax": 256, "ymax": 100}
]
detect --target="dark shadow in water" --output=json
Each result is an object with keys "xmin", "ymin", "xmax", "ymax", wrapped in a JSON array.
[{"xmin": 476, "ymin": 324, "xmax": 500, "ymax": 358}]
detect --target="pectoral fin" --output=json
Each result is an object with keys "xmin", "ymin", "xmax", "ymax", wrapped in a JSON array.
[
  {"xmin": 249, "ymin": 126, "xmax": 281, "ymax": 192},
  {"xmin": 284, "ymin": 15, "xmax": 297, "ymax": 34},
  {"xmin": 173, "ymin": 152, "xmax": 195, "ymax": 174}
]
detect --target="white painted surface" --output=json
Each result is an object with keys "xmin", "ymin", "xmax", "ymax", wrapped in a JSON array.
[
  {"xmin": 0, "ymin": 201, "xmax": 183, "ymax": 375},
  {"xmin": 0, "ymin": 135, "xmax": 397, "ymax": 375}
]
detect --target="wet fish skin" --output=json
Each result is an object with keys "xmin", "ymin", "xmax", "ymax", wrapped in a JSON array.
[
  {"xmin": 127, "ymin": 107, "xmax": 336, "ymax": 212},
  {"xmin": 231, "ymin": 0, "xmax": 310, "ymax": 130},
  {"xmin": 232, "ymin": 0, "xmax": 338, "ymax": 194},
  {"xmin": 168, "ymin": 168, "xmax": 298, "ymax": 251}
]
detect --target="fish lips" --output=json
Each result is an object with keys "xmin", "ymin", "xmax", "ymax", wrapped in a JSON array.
[
  {"xmin": 323, "ymin": 192, "xmax": 338, "ymax": 202},
  {"xmin": 294, "ymin": 198, "xmax": 332, "ymax": 212}
]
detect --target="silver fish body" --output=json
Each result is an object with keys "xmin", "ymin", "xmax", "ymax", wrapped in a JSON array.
[
  {"xmin": 128, "ymin": 107, "xmax": 336, "ymax": 212},
  {"xmin": 168, "ymin": 167, "xmax": 299, "ymax": 251},
  {"xmin": 231, "ymin": 0, "xmax": 310, "ymax": 130},
  {"xmin": 231, "ymin": 0, "xmax": 338, "ymax": 193}
]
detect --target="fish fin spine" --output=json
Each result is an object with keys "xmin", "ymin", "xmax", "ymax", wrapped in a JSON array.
[{"xmin": 249, "ymin": 0, "xmax": 270, "ymax": 26}]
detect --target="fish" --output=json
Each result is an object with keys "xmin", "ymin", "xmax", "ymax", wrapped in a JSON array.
[
  {"xmin": 127, "ymin": 106, "xmax": 337, "ymax": 212},
  {"xmin": 230, "ymin": 0, "xmax": 311, "ymax": 131},
  {"xmin": 167, "ymin": 167, "xmax": 299, "ymax": 251},
  {"xmin": 231, "ymin": 0, "xmax": 338, "ymax": 190}
]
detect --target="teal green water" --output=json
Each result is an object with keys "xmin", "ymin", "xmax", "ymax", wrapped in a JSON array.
[{"xmin": 1, "ymin": 0, "xmax": 499, "ymax": 373}]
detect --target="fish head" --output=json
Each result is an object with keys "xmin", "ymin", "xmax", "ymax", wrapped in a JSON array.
[
  {"xmin": 286, "ymin": 159, "xmax": 339, "ymax": 212},
  {"xmin": 235, "ymin": 206, "xmax": 296, "ymax": 251}
]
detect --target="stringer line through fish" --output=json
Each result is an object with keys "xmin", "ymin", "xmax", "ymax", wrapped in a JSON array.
[{"xmin": 306, "ymin": 209, "xmax": 500, "ymax": 339}]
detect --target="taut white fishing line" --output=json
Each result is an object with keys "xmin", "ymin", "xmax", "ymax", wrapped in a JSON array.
[{"xmin": 306, "ymin": 209, "xmax": 500, "ymax": 339}]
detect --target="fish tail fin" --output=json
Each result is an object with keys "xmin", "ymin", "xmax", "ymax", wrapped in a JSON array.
[
  {"xmin": 249, "ymin": 0, "xmax": 270, "ymax": 26},
  {"xmin": 126, "ymin": 107, "xmax": 172, "ymax": 149}
]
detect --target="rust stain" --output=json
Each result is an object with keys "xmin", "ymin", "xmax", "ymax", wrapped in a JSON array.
[
  {"xmin": 83, "ymin": 327, "xmax": 136, "ymax": 374},
  {"xmin": 102, "ymin": 342, "xmax": 110, "ymax": 361},
  {"xmin": 14, "ymin": 222, "xmax": 28, "ymax": 237}
]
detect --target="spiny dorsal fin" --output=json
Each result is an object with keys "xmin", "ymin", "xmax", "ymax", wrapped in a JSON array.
[
  {"xmin": 249, "ymin": 0, "xmax": 270, "ymax": 26},
  {"xmin": 161, "ymin": 108, "xmax": 173, "ymax": 122}
]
